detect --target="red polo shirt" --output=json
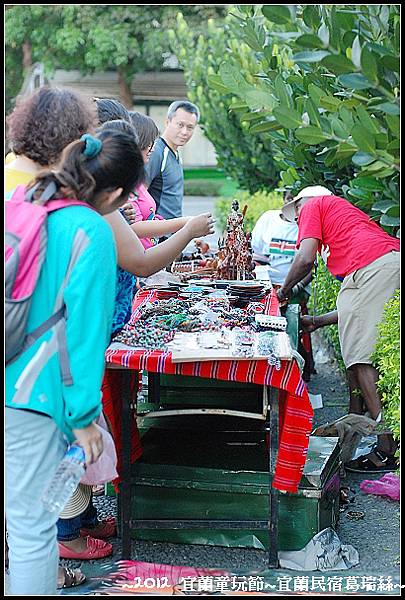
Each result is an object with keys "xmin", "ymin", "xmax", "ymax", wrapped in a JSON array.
[{"xmin": 297, "ymin": 195, "xmax": 400, "ymax": 279}]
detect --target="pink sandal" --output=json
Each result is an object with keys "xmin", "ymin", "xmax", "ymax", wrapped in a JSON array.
[
  {"xmin": 80, "ymin": 516, "xmax": 117, "ymax": 539},
  {"xmin": 58, "ymin": 535, "xmax": 113, "ymax": 560}
]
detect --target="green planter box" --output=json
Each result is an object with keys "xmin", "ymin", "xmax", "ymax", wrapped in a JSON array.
[{"xmin": 120, "ymin": 421, "xmax": 340, "ymax": 552}]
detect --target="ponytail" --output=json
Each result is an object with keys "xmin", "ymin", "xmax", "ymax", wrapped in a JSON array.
[{"xmin": 26, "ymin": 130, "xmax": 144, "ymax": 206}]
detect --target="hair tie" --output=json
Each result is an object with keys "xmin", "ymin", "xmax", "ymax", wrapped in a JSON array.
[{"xmin": 80, "ymin": 134, "xmax": 103, "ymax": 158}]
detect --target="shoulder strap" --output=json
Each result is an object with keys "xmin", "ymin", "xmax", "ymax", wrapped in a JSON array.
[{"xmin": 24, "ymin": 180, "xmax": 95, "ymax": 212}]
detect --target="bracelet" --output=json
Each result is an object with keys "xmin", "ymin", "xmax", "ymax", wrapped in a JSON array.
[{"xmin": 312, "ymin": 315, "xmax": 316, "ymax": 326}]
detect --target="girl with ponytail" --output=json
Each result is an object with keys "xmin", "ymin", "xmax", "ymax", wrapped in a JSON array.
[{"xmin": 5, "ymin": 128, "xmax": 144, "ymax": 596}]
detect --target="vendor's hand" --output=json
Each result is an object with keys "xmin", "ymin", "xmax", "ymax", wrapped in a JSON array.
[
  {"xmin": 121, "ymin": 202, "xmax": 137, "ymax": 225},
  {"xmin": 186, "ymin": 213, "xmax": 215, "ymax": 238},
  {"xmin": 72, "ymin": 423, "xmax": 103, "ymax": 466},
  {"xmin": 300, "ymin": 314, "xmax": 318, "ymax": 333},
  {"xmin": 276, "ymin": 287, "xmax": 289, "ymax": 304}
]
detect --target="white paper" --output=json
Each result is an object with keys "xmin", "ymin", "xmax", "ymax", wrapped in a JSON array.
[{"xmin": 309, "ymin": 393, "xmax": 323, "ymax": 409}]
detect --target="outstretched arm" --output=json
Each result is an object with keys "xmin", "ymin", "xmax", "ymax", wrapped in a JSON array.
[
  {"xmin": 104, "ymin": 210, "xmax": 214, "ymax": 277},
  {"xmin": 130, "ymin": 216, "xmax": 190, "ymax": 238}
]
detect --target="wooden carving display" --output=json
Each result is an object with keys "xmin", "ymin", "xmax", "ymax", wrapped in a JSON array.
[
  {"xmin": 215, "ymin": 200, "xmax": 254, "ymax": 280},
  {"xmin": 171, "ymin": 200, "xmax": 254, "ymax": 281}
]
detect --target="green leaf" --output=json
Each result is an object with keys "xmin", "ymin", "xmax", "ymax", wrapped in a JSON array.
[
  {"xmin": 319, "ymin": 95, "xmax": 341, "ymax": 111},
  {"xmin": 249, "ymin": 120, "xmax": 282, "ymax": 134},
  {"xmin": 360, "ymin": 160, "xmax": 389, "ymax": 173},
  {"xmin": 372, "ymin": 200, "xmax": 398, "ymax": 214},
  {"xmin": 274, "ymin": 75, "xmax": 292, "ymax": 108},
  {"xmin": 207, "ymin": 75, "xmax": 230, "ymax": 94},
  {"xmin": 339, "ymin": 106, "xmax": 354, "ymax": 130},
  {"xmin": 356, "ymin": 105, "xmax": 380, "ymax": 134},
  {"xmin": 293, "ymin": 145, "xmax": 306, "ymax": 167},
  {"xmin": 372, "ymin": 103, "xmax": 400, "ymax": 116},
  {"xmin": 228, "ymin": 100, "xmax": 249, "ymax": 114},
  {"xmin": 385, "ymin": 114, "xmax": 400, "ymax": 137},
  {"xmin": 380, "ymin": 214, "xmax": 400, "ymax": 227},
  {"xmin": 244, "ymin": 90, "xmax": 277, "ymax": 111},
  {"xmin": 295, "ymin": 34, "xmax": 324, "ymax": 49},
  {"xmin": 295, "ymin": 126, "xmax": 329, "ymax": 145},
  {"xmin": 386, "ymin": 139, "xmax": 400, "ymax": 154},
  {"xmin": 239, "ymin": 111, "xmax": 269, "ymax": 123},
  {"xmin": 331, "ymin": 117, "xmax": 350, "ymax": 139},
  {"xmin": 353, "ymin": 177, "xmax": 384, "ymax": 191},
  {"xmin": 302, "ymin": 6, "xmax": 321, "ymax": 30},
  {"xmin": 273, "ymin": 106, "xmax": 303, "ymax": 129},
  {"xmin": 308, "ymin": 83, "xmax": 325, "ymax": 105},
  {"xmin": 351, "ymin": 152, "xmax": 375, "ymax": 166},
  {"xmin": 335, "ymin": 142, "xmax": 356, "ymax": 158},
  {"xmin": 305, "ymin": 98, "xmax": 321, "ymax": 127},
  {"xmin": 321, "ymin": 54, "xmax": 355, "ymax": 75},
  {"xmin": 293, "ymin": 50, "xmax": 330, "ymax": 63},
  {"xmin": 262, "ymin": 5, "xmax": 291, "ymax": 25},
  {"xmin": 243, "ymin": 22, "xmax": 266, "ymax": 53},
  {"xmin": 347, "ymin": 188, "xmax": 371, "ymax": 201},
  {"xmin": 386, "ymin": 204, "xmax": 400, "ymax": 218},
  {"xmin": 338, "ymin": 73, "xmax": 372, "ymax": 90},
  {"xmin": 361, "ymin": 46, "xmax": 379, "ymax": 83},
  {"xmin": 351, "ymin": 125, "xmax": 376, "ymax": 153},
  {"xmin": 381, "ymin": 54, "xmax": 400, "ymax": 72},
  {"xmin": 281, "ymin": 170, "xmax": 296, "ymax": 186},
  {"xmin": 219, "ymin": 62, "xmax": 248, "ymax": 94}
]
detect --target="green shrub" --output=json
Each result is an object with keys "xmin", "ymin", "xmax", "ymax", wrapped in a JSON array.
[
  {"xmin": 371, "ymin": 290, "xmax": 400, "ymax": 454},
  {"xmin": 309, "ymin": 260, "xmax": 344, "ymax": 370},
  {"xmin": 214, "ymin": 190, "xmax": 283, "ymax": 233},
  {"xmin": 184, "ymin": 179, "xmax": 224, "ymax": 197}
]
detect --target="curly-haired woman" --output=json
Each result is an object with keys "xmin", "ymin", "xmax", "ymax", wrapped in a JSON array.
[{"xmin": 5, "ymin": 86, "xmax": 97, "ymax": 194}]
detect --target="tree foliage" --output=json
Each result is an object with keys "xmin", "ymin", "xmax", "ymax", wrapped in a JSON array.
[
  {"xmin": 169, "ymin": 12, "xmax": 280, "ymax": 194},
  {"xmin": 5, "ymin": 5, "xmax": 227, "ymax": 109},
  {"xmin": 213, "ymin": 5, "xmax": 400, "ymax": 235}
]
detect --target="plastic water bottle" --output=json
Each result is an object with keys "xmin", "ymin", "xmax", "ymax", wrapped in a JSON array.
[{"xmin": 41, "ymin": 445, "xmax": 86, "ymax": 513}]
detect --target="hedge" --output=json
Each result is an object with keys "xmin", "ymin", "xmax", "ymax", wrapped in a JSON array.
[{"xmin": 371, "ymin": 290, "xmax": 400, "ymax": 454}]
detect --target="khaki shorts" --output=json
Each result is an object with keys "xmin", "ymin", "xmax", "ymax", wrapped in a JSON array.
[{"xmin": 336, "ymin": 251, "xmax": 400, "ymax": 368}]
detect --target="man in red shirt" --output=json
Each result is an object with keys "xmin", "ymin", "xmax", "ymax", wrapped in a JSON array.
[{"xmin": 277, "ymin": 186, "xmax": 400, "ymax": 473}]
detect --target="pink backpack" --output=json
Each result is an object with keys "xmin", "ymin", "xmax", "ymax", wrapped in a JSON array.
[{"xmin": 5, "ymin": 182, "xmax": 92, "ymax": 373}]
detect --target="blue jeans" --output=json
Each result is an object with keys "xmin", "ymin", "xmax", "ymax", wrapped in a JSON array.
[
  {"xmin": 57, "ymin": 501, "xmax": 98, "ymax": 541},
  {"xmin": 6, "ymin": 407, "xmax": 67, "ymax": 595}
]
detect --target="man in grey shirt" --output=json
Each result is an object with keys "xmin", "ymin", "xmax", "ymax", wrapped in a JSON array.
[{"xmin": 145, "ymin": 100, "xmax": 200, "ymax": 220}]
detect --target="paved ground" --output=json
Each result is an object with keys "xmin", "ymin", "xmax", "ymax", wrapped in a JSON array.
[{"xmin": 58, "ymin": 331, "xmax": 400, "ymax": 592}]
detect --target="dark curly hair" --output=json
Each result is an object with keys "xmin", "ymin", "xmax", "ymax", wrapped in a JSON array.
[{"xmin": 6, "ymin": 87, "xmax": 97, "ymax": 166}]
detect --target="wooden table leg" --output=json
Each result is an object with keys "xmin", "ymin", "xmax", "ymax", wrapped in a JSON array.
[
  {"xmin": 268, "ymin": 386, "xmax": 279, "ymax": 568},
  {"xmin": 120, "ymin": 369, "xmax": 136, "ymax": 560}
]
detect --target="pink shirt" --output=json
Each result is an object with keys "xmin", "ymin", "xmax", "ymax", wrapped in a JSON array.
[
  {"xmin": 297, "ymin": 195, "xmax": 400, "ymax": 279},
  {"xmin": 128, "ymin": 184, "xmax": 164, "ymax": 250}
]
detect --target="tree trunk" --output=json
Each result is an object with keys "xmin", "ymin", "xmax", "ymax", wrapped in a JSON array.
[
  {"xmin": 118, "ymin": 69, "xmax": 133, "ymax": 108},
  {"xmin": 22, "ymin": 41, "xmax": 32, "ymax": 71}
]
